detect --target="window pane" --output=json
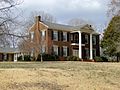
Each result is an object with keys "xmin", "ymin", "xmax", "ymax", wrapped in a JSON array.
[
  {"xmin": 63, "ymin": 46, "xmax": 67, "ymax": 57},
  {"xmin": 63, "ymin": 32, "xmax": 67, "ymax": 41},
  {"xmin": 53, "ymin": 45, "xmax": 58, "ymax": 55},
  {"xmin": 53, "ymin": 31, "xmax": 58, "ymax": 41}
]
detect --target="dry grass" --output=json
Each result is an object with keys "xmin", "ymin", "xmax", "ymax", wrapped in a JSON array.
[{"xmin": 0, "ymin": 61, "xmax": 120, "ymax": 90}]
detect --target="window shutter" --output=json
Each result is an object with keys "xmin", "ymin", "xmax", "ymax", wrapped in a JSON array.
[
  {"xmin": 51, "ymin": 30, "xmax": 53, "ymax": 40},
  {"xmin": 61, "ymin": 47, "xmax": 63, "ymax": 56},
  {"xmin": 58, "ymin": 47, "xmax": 60, "ymax": 56},
  {"xmin": 67, "ymin": 32, "xmax": 69, "ymax": 42},
  {"xmin": 61, "ymin": 32, "xmax": 63, "ymax": 41}
]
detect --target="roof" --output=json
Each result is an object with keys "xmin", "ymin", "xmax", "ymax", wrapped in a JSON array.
[
  {"xmin": 42, "ymin": 21, "xmax": 85, "ymax": 31},
  {"xmin": 0, "ymin": 47, "xmax": 20, "ymax": 53}
]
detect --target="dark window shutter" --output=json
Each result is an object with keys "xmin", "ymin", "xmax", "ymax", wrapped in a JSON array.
[
  {"xmin": 67, "ymin": 47, "xmax": 69, "ymax": 56},
  {"xmin": 58, "ymin": 47, "xmax": 60, "ymax": 56},
  {"xmin": 67, "ymin": 32, "xmax": 69, "ymax": 42},
  {"xmin": 61, "ymin": 47, "xmax": 63, "ymax": 56},
  {"xmin": 51, "ymin": 30, "xmax": 53, "ymax": 40},
  {"xmin": 61, "ymin": 32, "xmax": 63, "ymax": 41}
]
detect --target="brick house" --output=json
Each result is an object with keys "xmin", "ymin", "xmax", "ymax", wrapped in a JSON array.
[{"xmin": 29, "ymin": 16, "xmax": 100, "ymax": 60}]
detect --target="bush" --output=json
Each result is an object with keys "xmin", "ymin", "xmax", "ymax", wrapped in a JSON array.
[
  {"xmin": 17, "ymin": 55, "xmax": 23, "ymax": 61},
  {"xmin": 94, "ymin": 56, "xmax": 108, "ymax": 62},
  {"xmin": 17, "ymin": 55, "xmax": 34, "ymax": 61},
  {"xmin": 37, "ymin": 53, "xmax": 59, "ymax": 61},
  {"xmin": 67, "ymin": 56, "xmax": 81, "ymax": 61},
  {"xmin": 24, "ymin": 55, "xmax": 32, "ymax": 61},
  {"xmin": 101, "ymin": 56, "xmax": 108, "ymax": 62},
  {"xmin": 94, "ymin": 56, "xmax": 103, "ymax": 62}
]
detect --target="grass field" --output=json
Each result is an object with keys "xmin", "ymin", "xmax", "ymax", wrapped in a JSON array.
[{"xmin": 0, "ymin": 61, "xmax": 120, "ymax": 90}]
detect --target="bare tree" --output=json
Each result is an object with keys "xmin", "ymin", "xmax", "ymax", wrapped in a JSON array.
[
  {"xmin": 68, "ymin": 18, "xmax": 91, "ymax": 26},
  {"xmin": 0, "ymin": 0, "xmax": 23, "ymax": 47},
  {"xmin": 19, "ymin": 11, "xmax": 56, "ymax": 61},
  {"xmin": 108, "ymin": 0, "xmax": 120, "ymax": 17}
]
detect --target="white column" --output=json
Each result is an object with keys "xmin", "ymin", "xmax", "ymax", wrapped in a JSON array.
[
  {"xmin": 78, "ymin": 31, "xmax": 82, "ymax": 59},
  {"xmin": 90, "ymin": 33, "xmax": 93, "ymax": 60},
  {"xmin": 14, "ymin": 53, "xmax": 17, "ymax": 62}
]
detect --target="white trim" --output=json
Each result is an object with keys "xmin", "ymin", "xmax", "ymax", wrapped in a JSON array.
[
  {"xmin": 14, "ymin": 53, "xmax": 17, "ymax": 62},
  {"xmin": 71, "ymin": 43, "xmax": 79, "ymax": 46},
  {"xmin": 39, "ymin": 22, "xmax": 49, "ymax": 28},
  {"xmin": 90, "ymin": 34, "xmax": 93, "ymax": 60},
  {"xmin": 78, "ymin": 31, "xmax": 82, "ymax": 59}
]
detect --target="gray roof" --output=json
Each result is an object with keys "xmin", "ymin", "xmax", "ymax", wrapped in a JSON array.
[
  {"xmin": 43, "ymin": 21, "xmax": 85, "ymax": 31},
  {"xmin": 0, "ymin": 47, "xmax": 20, "ymax": 53}
]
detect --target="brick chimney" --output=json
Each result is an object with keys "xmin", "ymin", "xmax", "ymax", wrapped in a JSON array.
[{"xmin": 35, "ymin": 16, "xmax": 41, "ymax": 22}]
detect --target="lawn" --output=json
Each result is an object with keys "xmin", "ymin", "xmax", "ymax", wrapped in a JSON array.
[{"xmin": 0, "ymin": 61, "xmax": 120, "ymax": 90}]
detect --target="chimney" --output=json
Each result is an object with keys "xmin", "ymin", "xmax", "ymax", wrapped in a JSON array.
[{"xmin": 35, "ymin": 16, "xmax": 41, "ymax": 22}]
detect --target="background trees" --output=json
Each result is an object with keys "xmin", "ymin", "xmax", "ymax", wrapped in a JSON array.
[
  {"xmin": 101, "ymin": 0, "xmax": 120, "ymax": 62},
  {"xmin": 0, "ymin": 0, "xmax": 23, "ymax": 47}
]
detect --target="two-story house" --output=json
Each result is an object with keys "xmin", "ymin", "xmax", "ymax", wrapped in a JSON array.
[{"xmin": 29, "ymin": 16, "xmax": 100, "ymax": 60}]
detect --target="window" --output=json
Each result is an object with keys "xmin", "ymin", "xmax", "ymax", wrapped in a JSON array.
[
  {"xmin": 41, "ymin": 30, "xmax": 46, "ymax": 40},
  {"xmin": 73, "ymin": 50, "xmax": 79, "ymax": 57},
  {"xmin": 63, "ymin": 32, "xmax": 67, "ymax": 41},
  {"xmin": 63, "ymin": 46, "xmax": 67, "ymax": 57},
  {"xmin": 31, "ymin": 48, "xmax": 34, "ymax": 57},
  {"xmin": 85, "ymin": 34, "xmax": 89, "ymax": 44},
  {"xmin": 30, "ymin": 32, "xmax": 34, "ymax": 42},
  {"xmin": 41, "ymin": 45, "xmax": 46, "ymax": 53},
  {"xmin": 93, "ymin": 49, "xmax": 96, "ymax": 57},
  {"xmin": 71, "ymin": 34, "xmax": 73, "ymax": 41},
  {"xmin": 92, "ymin": 35, "xmax": 96, "ymax": 45},
  {"xmin": 53, "ymin": 45, "xmax": 58, "ymax": 55},
  {"xmin": 85, "ymin": 48, "xmax": 89, "ymax": 59},
  {"xmin": 53, "ymin": 31, "xmax": 58, "ymax": 41}
]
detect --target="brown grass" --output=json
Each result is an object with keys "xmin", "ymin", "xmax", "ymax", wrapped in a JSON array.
[{"xmin": 0, "ymin": 61, "xmax": 120, "ymax": 90}]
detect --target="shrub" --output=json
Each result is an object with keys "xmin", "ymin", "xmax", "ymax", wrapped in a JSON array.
[
  {"xmin": 37, "ymin": 53, "xmax": 59, "ymax": 61},
  {"xmin": 94, "ymin": 56, "xmax": 103, "ymax": 62},
  {"xmin": 101, "ymin": 56, "xmax": 108, "ymax": 62},
  {"xmin": 17, "ymin": 55, "xmax": 23, "ymax": 61},
  {"xmin": 67, "ymin": 56, "xmax": 80, "ymax": 61},
  {"xmin": 24, "ymin": 55, "xmax": 32, "ymax": 61},
  {"xmin": 94, "ymin": 56, "xmax": 109, "ymax": 62}
]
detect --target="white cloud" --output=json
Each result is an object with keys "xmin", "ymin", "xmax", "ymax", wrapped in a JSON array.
[{"xmin": 20, "ymin": 0, "xmax": 109, "ymax": 32}]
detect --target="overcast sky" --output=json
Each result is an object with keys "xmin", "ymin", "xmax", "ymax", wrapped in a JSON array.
[{"xmin": 20, "ymin": 0, "xmax": 109, "ymax": 33}]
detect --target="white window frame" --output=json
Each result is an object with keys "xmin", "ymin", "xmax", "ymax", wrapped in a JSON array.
[
  {"xmin": 30, "ymin": 32, "xmax": 34, "ymax": 42},
  {"xmin": 53, "ymin": 31, "xmax": 58, "ymax": 41},
  {"xmin": 63, "ymin": 32, "xmax": 67, "ymax": 41},
  {"xmin": 53, "ymin": 45, "xmax": 58, "ymax": 55},
  {"xmin": 73, "ymin": 50, "xmax": 79, "ymax": 57},
  {"xmin": 41, "ymin": 30, "xmax": 46, "ymax": 41},
  {"xmin": 63, "ymin": 46, "xmax": 67, "ymax": 57}
]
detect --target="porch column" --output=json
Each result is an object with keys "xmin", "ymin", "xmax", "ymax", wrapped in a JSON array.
[
  {"xmin": 78, "ymin": 31, "xmax": 82, "ymax": 59},
  {"xmin": 90, "ymin": 33, "xmax": 93, "ymax": 60},
  {"xmin": 14, "ymin": 53, "xmax": 17, "ymax": 62}
]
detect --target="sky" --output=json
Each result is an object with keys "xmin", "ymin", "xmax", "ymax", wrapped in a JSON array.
[{"xmin": 20, "ymin": 0, "xmax": 110, "ymax": 33}]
